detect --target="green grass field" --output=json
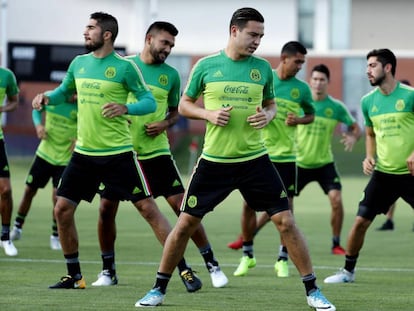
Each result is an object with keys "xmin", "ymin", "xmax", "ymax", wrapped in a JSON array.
[{"xmin": 1, "ymin": 157, "xmax": 414, "ymax": 310}]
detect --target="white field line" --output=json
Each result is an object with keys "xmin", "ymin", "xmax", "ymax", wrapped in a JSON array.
[{"xmin": 1, "ymin": 257, "xmax": 414, "ymax": 273}]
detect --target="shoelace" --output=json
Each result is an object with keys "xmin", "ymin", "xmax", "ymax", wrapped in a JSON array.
[{"xmin": 181, "ymin": 270, "xmax": 195, "ymax": 282}]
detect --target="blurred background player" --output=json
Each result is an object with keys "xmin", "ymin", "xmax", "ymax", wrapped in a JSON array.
[
  {"xmin": 0, "ymin": 66, "xmax": 19, "ymax": 257},
  {"xmin": 10, "ymin": 93, "xmax": 77, "ymax": 250},
  {"xmin": 295, "ymin": 64, "xmax": 361, "ymax": 255}
]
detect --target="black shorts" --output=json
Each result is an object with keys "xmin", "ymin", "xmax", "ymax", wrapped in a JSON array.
[
  {"xmin": 139, "ymin": 155, "xmax": 184, "ymax": 199},
  {"xmin": 272, "ymin": 162, "xmax": 296, "ymax": 197},
  {"xmin": 296, "ymin": 162, "xmax": 342, "ymax": 196},
  {"xmin": 358, "ymin": 170, "xmax": 414, "ymax": 221},
  {"xmin": 57, "ymin": 151, "xmax": 151, "ymax": 204},
  {"xmin": 181, "ymin": 155, "xmax": 289, "ymax": 218},
  {"xmin": 0, "ymin": 139, "xmax": 10, "ymax": 178},
  {"xmin": 26, "ymin": 155, "xmax": 66, "ymax": 189}
]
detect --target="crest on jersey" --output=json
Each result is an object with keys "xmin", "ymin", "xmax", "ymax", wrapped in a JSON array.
[
  {"xmin": 105, "ymin": 67, "xmax": 116, "ymax": 79},
  {"xmin": 159, "ymin": 74, "xmax": 168, "ymax": 86},
  {"xmin": 395, "ymin": 99, "xmax": 405, "ymax": 111},
  {"xmin": 250, "ymin": 69, "xmax": 261, "ymax": 82},
  {"xmin": 290, "ymin": 88, "xmax": 300, "ymax": 99}
]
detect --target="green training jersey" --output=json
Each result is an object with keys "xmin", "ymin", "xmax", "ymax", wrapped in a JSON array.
[
  {"xmin": 126, "ymin": 55, "xmax": 180, "ymax": 159},
  {"xmin": 362, "ymin": 82, "xmax": 414, "ymax": 174},
  {"xmin": 184, "ymin": 50, "xmax": 274, "ymax": 163},
  {"xmin": 35, "ymin": 101, "xmax": 78, "ymax": 166},
  {"xmin": 0, "ymin": 68, "xmax": 19, "ymax": 140},
  {"xmin": 296, "ymin": 95, "xmax": 355, "ymax": 168},
  {"xmin": 263, "ymin": 72, "xmax": 314, "ymax": 162},
  {"xmin": 49, "ymin": 51, "xmax": 151, "ymax": 156}
]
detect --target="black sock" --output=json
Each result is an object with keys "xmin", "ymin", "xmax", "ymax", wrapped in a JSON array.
[
  {"xmin": 277, "ymin": 245, "xmax": 288, "ymax": 261},
  {"xmin": 15, "ymin": 214, "xmax": 26, "ymax": 229},
  {"xmin": 199, "ymin": 244, "xmax": 219, "ymax": 269},
  {"xmin": 64, "ymin": 252, "xmax": 81, "ymax": 279},
  {"xmin": 302, "ymin": 273, "xmax": 317, "ymax": 296},
  {"xmin": 102, "ymin": 251, "xmax": 116, "ymax": 274},
  {"xmin": 242, "ymin": 241, "xmax": 254, "ymax": 258},
  {"xmin": 154, "ymin": 272, "xmax": 171, "ymax": 294},
  {"xmin": 176, "ymin": 258, "xmax": 189, "ymax": 273},
  {"xmin": 344, "ymin": 254, "xmax": 358, "ymax": 273}
]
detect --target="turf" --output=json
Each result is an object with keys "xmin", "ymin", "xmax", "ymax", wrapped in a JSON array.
[{"xmin": 1, "ymin": 157, "xmax": 413, "ymax": 310}]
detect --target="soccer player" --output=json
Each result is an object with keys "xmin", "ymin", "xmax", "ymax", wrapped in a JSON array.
[
  {"xmin": 0, "ymin": 67, "xmax": 19, "ymax": 257},
  {"xmin": 92, "ymin": 21, "xmax": 227, "ymax": 291},
  {"xmin": 295, "ymin": 64, "xmax": 361, "ymax": 255},
  {"xmin": 32, "ymin": 12, "xmax": 159, "ymax": 289},
  {"xmin": 231, "ymin": 41, "xmax": 314, "ymax": 278},
  {"xmin": 324, "ymin": 49, "xmax": 414, "ymax": 284},
  {"xmin": 10, "ymin": 93, "xmax": 77, "ymax": 250},
  {"xmin": 136, "ymin": 8, "xmax": 335, "ymax": 311}
]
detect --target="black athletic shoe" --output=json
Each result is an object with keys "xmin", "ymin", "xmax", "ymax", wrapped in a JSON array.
[
  {"xmin": 49, "ymin": 275, "xmax": 86, "ymax": 289},
  {"xmin": 376, "ymin": 219, "xmax": 394, "ymax": 231},
  {"xmin": 180, "ymin": 268, "xmax": 202, "ymax": 292}
]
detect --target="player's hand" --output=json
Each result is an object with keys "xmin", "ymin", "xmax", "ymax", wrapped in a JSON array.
[
  {"xmin": 407, "ymin": 151, "xmax": 414, "ymax": 176},
  {"xmin": 285, "ymin": 112, "xmax": 297, "ymax": 126},
  {"xmin": 206, "ymin": 106, "xmax": 233, "ymax": 126},
  {"xmin": 341, "ymin": 133, "xmax": 357, "ymax": 152},
  {"xmin": 362, "ymin": 157, "xmax": 376, "ymax": 175},
  {"xmin": 35, "ymin": 124, "xmax": 47, "ymax": 139},
  {"xmin": 32, "ymin": 93, "xmax": 49, "ymax": 110},
  {"xmin": 145, "ymin": 120, "xmax": 168, "ymax": 137},
  {"xmin": 102, "ymin": 103, "xmax": 127, "ymax": 118},
  {"xmin": 247, "ymin": 106, "xmax": 274, "ymax": 129}
]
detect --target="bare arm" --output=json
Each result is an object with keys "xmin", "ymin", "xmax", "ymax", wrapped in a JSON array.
[
  {"xmin": 407, "ymin": 151, "xmax": 414, "ymax": 176},
  {"xmin": 340, "ymin": 122, "xmax": 362, "ymax": 152},
  {"xmin": 178, "ymin": 94, "xmax": 233, "ymax": 126},
  {"xmin": 2, "ymin": 94, "xmax": 19, "ymax": 113},
  {"xmin": 246, "ymin": 98, "xmax": 276, "ymax": 129},
  {"xmin": 285, "ymin": 112, "xmax": 314, "ymax": 126},
  {"xmin": 145, "ymin": 108, "xmax": 180, "ymax": 137},
  {"xmin": 362, "ymin": 126, "xmax": 376, "ymax": 175}
]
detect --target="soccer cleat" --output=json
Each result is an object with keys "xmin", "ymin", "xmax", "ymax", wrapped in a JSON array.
[
  {"xmin": 50, "ymin": 235, "xmax": 62, "ymax": 250},
  {"xmin": 208, "ymin": 265, "xmax": 228, "ymax": 288},
  {"xmin": 376, "ymin": 219, "xmax": 394, "ymax": 231},
  {"xmin": 135, "ymin": 288, "xmax": 165, "ymax": 307},
  {"xmin": 323, "ymin": 268, "xmax": 355, "ymax": 284},
  {"xmin": 233, "ymin": 256, "xmax": 256, "ymax": 276},
  {"xmin": 331, "ymin": 245, "xmax": 346, "ymax": 255},
  {"xmin": 307, "ymin": 288, "xmax": 336, "ymax": 311},
  {"xmin": 179, "ymin": 268, "xmax": 202, "ymax": 292},
  {"xmin": 92, "ymin": 270, "xmax": 118, "ymax": 286},
  {"xmin": 1, "ymin": 240, "xmax": 18, "ymax": 256},
  {"xmin": 10, "ymin": 227, "xmax": 22, "ymax": 241},
  {"xmin": 227, "ymin": 235, "xmax": 243, "ymax": 250},
  {"xmin": 49, "ymin": 275, "xmax": 86, "ymax": 289},
  {"xmin": 274, "ymin": 259, "xmax": 289, "ymax": 277}
]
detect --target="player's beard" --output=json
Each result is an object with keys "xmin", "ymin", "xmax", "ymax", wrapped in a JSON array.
[
  {"xmin": 150, "ymin": 46, "xmax": 168, "ymax": 64},
  {"xmin": 370, "ymin": 72, "xmax": 386, "ymax": 86},
  {"xmin": 85, "ymin": 36, "xmax": 105, "ymax": 52}
]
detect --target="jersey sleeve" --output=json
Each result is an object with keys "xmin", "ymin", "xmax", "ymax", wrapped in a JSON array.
[{"xmin": 168, "ymin": 69, "xmax": 181, "ymax": 108}]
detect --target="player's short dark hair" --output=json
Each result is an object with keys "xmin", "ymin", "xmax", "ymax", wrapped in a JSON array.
[
  {"xmin": 146, "ymin": 21, "xmax": 179, "ymax": 37},
  {"xmin": 90, "ymin": 12, "xmax": 119, "ymax": 42},
  {"xmin": 229, "ymin": 7, "xmax": 264, "ymax": 33},
  {"xmin": 312, "ymin": 64, "xmax": 330, "ymax": 81},
  {"xmin": 366, "ymin": 49, "xmax": 397, "ymax": 76},
  {"xmin": 281, "ymin": 41, "xmax": 307, "ymax": 56}
]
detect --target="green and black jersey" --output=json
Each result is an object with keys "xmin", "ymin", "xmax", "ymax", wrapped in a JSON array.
[
  {"xmin": 184, "ymin": 50, "xmax": 274, "ymax": 163},
  {"xmin": 263, "ymin": 72, "xmax": 314, "ymax": 162},
  {"xmin": 296, "ymin": 95, "xmax": 355, "ymax": 168},
  {"xmin": 126, "ymin": 55, "xmax": 180, "ymax": 159},
  {"xmin": 0, "ymin": 68, "xmax": 19, "ymax": 140},
  {"xmin": 48, "ymin": 51, "xmax": 153, "ymax": 156},
  {"xmin": 362, "ymin": 82, "xmax": 414, "ymax": 174}
]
